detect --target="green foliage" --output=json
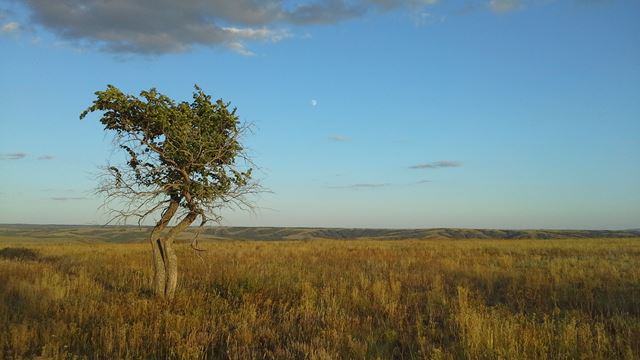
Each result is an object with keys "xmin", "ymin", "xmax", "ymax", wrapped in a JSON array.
[{"xmin": 80, "ymin": 85, "xmax": 253, "ymax": 218}]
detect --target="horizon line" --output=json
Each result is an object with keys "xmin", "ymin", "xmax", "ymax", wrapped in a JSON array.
[{"xmin": 1, "ymin": 223, "xmax": 638, "ymax": 232}]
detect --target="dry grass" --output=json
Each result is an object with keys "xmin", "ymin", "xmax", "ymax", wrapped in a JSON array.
[{"xmin": 1, "ymin": 238, "xmax": 639, "ymax": 359}]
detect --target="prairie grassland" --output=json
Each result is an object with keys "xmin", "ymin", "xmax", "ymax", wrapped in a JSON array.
[{"xmin": 1, "ymin": 238, "xmax": 639, "ymax": 359}]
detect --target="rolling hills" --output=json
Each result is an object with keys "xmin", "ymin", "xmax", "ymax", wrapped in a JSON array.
[{"xmin": 1, "ymin": 224, "xmax": 638, "ymax": 243}]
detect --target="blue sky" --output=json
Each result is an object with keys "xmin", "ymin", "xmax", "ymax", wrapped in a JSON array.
[{"xmin": 1, "ymin": 0, "xmax": 639, "ymax": 229}]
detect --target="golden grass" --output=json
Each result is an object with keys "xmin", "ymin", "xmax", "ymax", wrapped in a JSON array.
[{"xmin": 1, "ymin": 238, "xmax": 639, "ymax": 359}]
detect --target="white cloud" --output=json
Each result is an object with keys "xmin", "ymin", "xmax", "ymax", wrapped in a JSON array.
[
  {"xmin": 226, "ymin": 41, "xmax": 255, "ymax": 56},
  {"xmin": 222, "ymin": 26, "xmax": 290, "ymax": 42},
  {"xmin": 311, "ymin": 99, "xmax": 318, "ymax": 107},
  {"xmin": 1, "ymin": 22, "xmax": 19, "ymax": 33}
]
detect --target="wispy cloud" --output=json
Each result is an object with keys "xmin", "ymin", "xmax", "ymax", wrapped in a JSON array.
[
  {"xmin": 489, "ymin": 0, "xmax": 520, "ymax": 12},
  {"xmin": 1, "ymin": 21, "xmax": 19, "ymax": 33},
  {"xmin": 329, "ymin": 183, "xmax": 390, "ymax": 189},
  {"xmin": 37, "ymin": 155, "xmax": 55, "ymax": 160},
  {"xmin": 223, "ymin": 27, "xmax": 290, "ymax": 55},
  {"xmin": 575, "ymin": 0, "xmax": 613, "ymax": 4},
  {"xmin": 0, "ymin": 152, "xmax": 27, "ymax": 160},
  {"xmin": 416, "ymin": 179, "xmax": 432, "ymax": 184},
  {"xmin": 287, "ymin": 1, "xmax": 366, "ymax": 25},
  {"xmin": 226, "ymin": 41, "xmax": 255, "ymax": 56},
  {"xmin": 453, "ymin": 2, "xmax": 481, "ymax": 15},
  {"xmin": 413, "ymin": 11, "xmax": 446, "ymax": 26},
  {"xmin": 222, "ymin": 26, "xmax": 289, "ymax": 42},
  {"xmin": 329, "ymin": 134, "xmax": 350, "ymax": 142},
  {"xmin": 50, "ymin": 197, "xmax": 87, "ymax": 201},
  {"xmin": 409, "ymin": 160, "xmax": 463, "ymax": 169}
]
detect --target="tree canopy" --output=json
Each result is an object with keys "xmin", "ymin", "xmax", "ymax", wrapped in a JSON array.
[
  {"xmin": 81, "ymin": 85, "xmax": 255, "ymax": 226},
  {"xmin": 81, "ymin": 85, "xmax": 257, "ymax": 298}
]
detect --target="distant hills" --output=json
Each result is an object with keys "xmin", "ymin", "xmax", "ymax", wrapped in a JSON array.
[
  {"xmin": 203, "ymin": 227, "xmax": 640, "ymax": 241},
  {"xmin": 0, "ymin": 224, "xmax": 639, "ymax": 243}
]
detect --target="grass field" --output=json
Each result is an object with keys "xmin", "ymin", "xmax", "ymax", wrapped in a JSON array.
[{"xmin": 1, "ymin": 237, "xmax": 639, "ymax": 359}]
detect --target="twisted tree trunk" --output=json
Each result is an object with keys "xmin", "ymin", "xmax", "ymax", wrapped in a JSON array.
[
  {"xmin": 162, "ymin": 211, "xmax": 198, "ymax": 299},
  {"xmin": 149, "ymin": 200, "xmax": 179, "ymax": 297},
  {"xmin": 149, "ymin": 201, "xmax": 198, "ymax": 300}
]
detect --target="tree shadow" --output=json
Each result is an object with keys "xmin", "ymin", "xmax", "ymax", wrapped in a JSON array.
[{"xmin": 0, "ymin": 247, "xmax": 40, "ymax": 261}]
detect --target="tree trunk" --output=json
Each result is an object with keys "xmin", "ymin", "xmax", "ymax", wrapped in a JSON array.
[
  {"xmin": 162, "ymin": 211, "xmax": 198, "ymax": 299},
  {"xmin": 149, "ymin": 199, "xmax": 179, "ymax": 297},
  {"xmin": 151, "ymin": 240, "xmax": 166, "ymax": 296}
]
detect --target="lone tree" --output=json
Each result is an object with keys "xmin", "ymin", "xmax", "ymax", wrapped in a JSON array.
[{"xmin": 81, "ymin": 85, "xmax": 257, "ymax": 299}]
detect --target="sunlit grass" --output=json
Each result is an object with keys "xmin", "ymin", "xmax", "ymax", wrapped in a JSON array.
[{"xmin": 1, "ymin": 238, "xmax": 639, "ymax": 359}]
